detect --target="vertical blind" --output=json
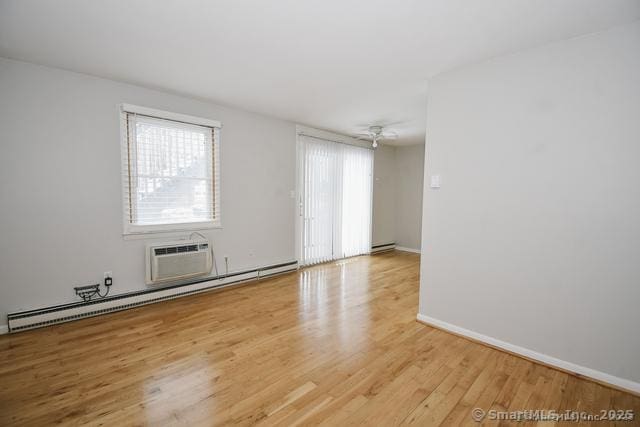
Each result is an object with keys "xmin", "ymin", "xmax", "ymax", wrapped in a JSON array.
[
  {"xmin": 300, "ymin": 135, "xmax": 373, "ymax": 265},
  {"xmin": 340, "ymin": 144, "xmax": 374, "ymax": 258},
  {"xmin": 122, "ymin": 112, "xmax": 221, "ymax": 232}
]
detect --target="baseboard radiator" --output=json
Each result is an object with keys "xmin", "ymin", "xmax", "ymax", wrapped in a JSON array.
[
  {"xmin": 371, "ymin": 242, "xmax": 396, "ymax": 253},
  {"xmin": 7, "ymin": 261, "xmax": 297, "ymax": 333}
]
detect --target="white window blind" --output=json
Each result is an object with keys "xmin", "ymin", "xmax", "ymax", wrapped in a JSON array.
[
  {"xmin": 121, "ymin": 107, "xmax": 221, "ymax": 234},
  {"xmin": 299, "ymin": 135, "xmax": 373, "ymax": 265},
  {"xmin": 340, "ymin": 144, "xmax": 374, "ymax": 258},
  {"xmin": 301, "ymin": 138, "xmax": 337, "ymax": 265}
]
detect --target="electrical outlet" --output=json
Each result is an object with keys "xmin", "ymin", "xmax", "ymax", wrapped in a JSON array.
[{"xmin": 104, "ymin": 271, "xmax": 112, "ymax": 278}]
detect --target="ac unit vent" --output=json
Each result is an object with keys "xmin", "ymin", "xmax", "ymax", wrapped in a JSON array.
[
  {"xmin": 147, "ymin": 239, "xmax": 213, "ymax": 284},
  {"xmin": 155, "ymin": 244, "xmax": 199, "ymax": 256}
]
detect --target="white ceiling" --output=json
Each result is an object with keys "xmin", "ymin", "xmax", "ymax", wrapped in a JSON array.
[{"xmin": 1, "ymin": 1, "xmax": 639, "ymax": 145}]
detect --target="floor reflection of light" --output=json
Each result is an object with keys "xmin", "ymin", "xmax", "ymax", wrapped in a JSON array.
[
  {"xmin": 298, "ymin": 267, "xmax": 329, "ymax": 324},
  {"xmin": 143, "ymin": 355, "xmax": 216, "ymax": 425},
  {"xmin": 297, "ymin": 258, "xmax": 371, "ymax": 356}
]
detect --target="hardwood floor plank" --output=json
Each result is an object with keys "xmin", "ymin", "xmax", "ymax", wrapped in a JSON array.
[{"xmin": 1, "ymin": 251, "xmax": 638, "ymax": 426}]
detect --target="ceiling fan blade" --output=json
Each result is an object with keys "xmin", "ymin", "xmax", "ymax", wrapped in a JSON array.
[
  {"xmin": 378, "ymin": 120, "xmax": 410, "ymax": 128},
  {"xmin": 355, "ymin": 120, "xmax": 408, "ymax": 129}
]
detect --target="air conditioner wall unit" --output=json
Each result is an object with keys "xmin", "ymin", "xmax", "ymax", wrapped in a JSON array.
[{"xmin": 146, "ymin": 239, "xmax": 212, "ymax": 285}]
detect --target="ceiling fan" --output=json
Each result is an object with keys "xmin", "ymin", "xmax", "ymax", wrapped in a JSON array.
[{"xmin": 354, "ymin": 125, "xmax": 398, "ymax": 148}]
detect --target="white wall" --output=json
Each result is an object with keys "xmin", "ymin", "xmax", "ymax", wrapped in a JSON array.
[
  {"xmin": 0, "ymin": 58, "xmax": 299, "ymax": 321},
  {"xmin": 420, "ymin": 22, "xmax": 640, "ymax": 385},
  {"xmin": 372, "ymin": 144, "xmax": 396, "ymax": 246},
  {"xmin": 0, "ymin": 58, "xmax": 400, "ymax": 323},
  {"xmin": 372, "ymin": 143, "xmax": 426, "ymax": 249},
  {"xmin": 394, "ymin": 144, "xmax": 425, "ymax": 251}
]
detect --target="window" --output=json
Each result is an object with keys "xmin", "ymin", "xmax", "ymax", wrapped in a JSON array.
[{"xmin": 121, "ymin": 105, "xmax": 221, "ymax": 234}]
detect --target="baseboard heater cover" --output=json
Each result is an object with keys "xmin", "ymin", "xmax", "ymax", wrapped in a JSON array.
[
  {"xmin": 7, "ymin": 261, "xmax": 298, "ymax": 333},
  {"xmin": 371, "ymin": 242, "xmax": 396, "ymax": 253}
]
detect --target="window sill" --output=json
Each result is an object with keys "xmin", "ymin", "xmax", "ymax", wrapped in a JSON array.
[{"xmin": 123, "ymin": 222, "xmax": 222, "ymax": 240}]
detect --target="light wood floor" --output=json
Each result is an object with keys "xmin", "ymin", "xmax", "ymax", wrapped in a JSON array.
[{"xmin": 1, "ymin": 251, "xmax": 638, "ymax": 426}]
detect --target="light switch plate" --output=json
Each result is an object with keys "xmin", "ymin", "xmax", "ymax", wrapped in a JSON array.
[{"xmin": 430, "ymin": 175, "xmax": 441, "ymax": 188}]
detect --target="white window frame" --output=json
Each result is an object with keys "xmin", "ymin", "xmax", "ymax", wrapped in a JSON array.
[{"xmin": 119, "ymin": 104, "xmax": 222, "ymax": 236}]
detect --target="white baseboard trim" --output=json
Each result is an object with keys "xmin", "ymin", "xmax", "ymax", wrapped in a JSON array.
[
  {"xmin": 416, "ymin": 313, "xmax": 640, "ymax": 395},
  {"xmin": 395, "ymin": 246, "xmax": 421, "ymax": 254},
  {"xmin": 0, "ymin": 325, "xmax": 8, "ymax": 335}
]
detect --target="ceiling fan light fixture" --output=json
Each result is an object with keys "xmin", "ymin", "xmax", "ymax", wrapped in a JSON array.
[{"xmin": 354, "ymin": 124, "xmax": 397, "ymax": 147}]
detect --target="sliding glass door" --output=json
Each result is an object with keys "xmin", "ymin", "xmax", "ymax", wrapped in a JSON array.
[{"xmin": 298, "ymin": 135, "xmax": 373, "ymax": 265}]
